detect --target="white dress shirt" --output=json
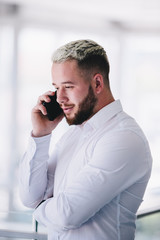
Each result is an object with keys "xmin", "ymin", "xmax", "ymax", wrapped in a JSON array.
[{"xmin": 19, "ymin": 100, "xmax": 152, "ymax": 240}]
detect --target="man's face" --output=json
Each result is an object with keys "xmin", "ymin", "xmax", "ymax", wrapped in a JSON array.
[{"xmin": 51, "ymin": 60, "xmax": 97, "ymax": 125}]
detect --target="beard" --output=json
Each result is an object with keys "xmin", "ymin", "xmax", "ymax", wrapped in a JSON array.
[{"xmin": 65, "ymin": 85, "xmax": 98, "ymax": 125}]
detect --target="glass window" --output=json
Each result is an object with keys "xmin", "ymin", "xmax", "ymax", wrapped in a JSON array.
[
  {"xmin": 119, "ymin": 35, "xmax": 160, "ymax": 212},
  {"xmin": 0, "ymin": 25, "xmax": 14, "ymax": 212},
  {"xmin": 0, "ymin": 20, "xmax": 160, "ymax": 237}
]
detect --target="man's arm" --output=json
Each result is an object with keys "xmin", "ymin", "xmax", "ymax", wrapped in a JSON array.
[
  {"xmin": 19, "ymin": 134, "xmax": 55, "ymax": 208},
  {"xmin": 19, "ymin": 91, "xmax": 63, "ymax": 208},
  {"xmin": 33, "ymin": 131, "xmax": 152, "ymax": 231}
]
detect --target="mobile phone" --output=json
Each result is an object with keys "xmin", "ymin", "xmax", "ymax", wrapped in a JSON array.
[{"xmin": 42, "ymin": 92, "xmax": 63, "ymax": 121}]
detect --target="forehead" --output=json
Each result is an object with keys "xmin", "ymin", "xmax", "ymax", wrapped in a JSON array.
[{"xmin": 51, "ymin": 60, "xmax": 88, "ymax": 85}]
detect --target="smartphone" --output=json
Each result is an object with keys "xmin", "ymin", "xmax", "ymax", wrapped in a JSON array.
[{"xmin": 42, "ymin": 92, "xmax": 63, "ymax": 121}]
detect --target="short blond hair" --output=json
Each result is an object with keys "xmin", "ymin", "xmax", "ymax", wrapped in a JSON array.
[{"xmin": 52, "ymin": 39, "xmax": 110, "ymax": 87}]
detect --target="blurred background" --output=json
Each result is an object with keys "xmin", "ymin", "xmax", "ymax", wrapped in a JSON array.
[{"xmin": 0, "ymin": 0, "xmax": 160, "ymax": 239}]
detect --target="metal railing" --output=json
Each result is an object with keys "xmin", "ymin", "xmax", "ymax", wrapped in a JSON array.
[
  {"xmin": 0, "ymin": 212, "xmax": 47, "ymax": 239},
  {"xmin": 0, "ymin": 229, "xmax": 47, "ymax": 239},
  {"xmin": 137, "ymin": 205, "xmax": 160, "ymax": 219},
  {"xmin": 0, "ymin": 206, "xmax": 160, "ymax": 239}
]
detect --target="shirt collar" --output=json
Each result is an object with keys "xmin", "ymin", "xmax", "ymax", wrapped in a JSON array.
[{"xmin": 83, "ymin": 99, "xmax": 123, "ymax": 130}]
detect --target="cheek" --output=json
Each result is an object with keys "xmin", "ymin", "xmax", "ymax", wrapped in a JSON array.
[
  {"xmin": 70, "ymin": 91, "xmax": 83, "ymax": 104},
  {"xmin": 69, "ymin": 84, "xmax": 89, "ymax": 104}
]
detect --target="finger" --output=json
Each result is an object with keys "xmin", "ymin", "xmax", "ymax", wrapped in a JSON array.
[
  {"xmin": 44, "ymin": 90, "xmax": 55, "ymax": 96},
  {"xmin": 37, "ymin": 91, "xmax": 55, "ymax": 104},
  {"xmin": 33, "ymin": 103, "xmax": 47, "ymax": 116}
]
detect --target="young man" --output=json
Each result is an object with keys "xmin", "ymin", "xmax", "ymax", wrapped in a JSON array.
[{"xmin": 19, "ymin": 39, "xmax": 152, "ymax": 240}]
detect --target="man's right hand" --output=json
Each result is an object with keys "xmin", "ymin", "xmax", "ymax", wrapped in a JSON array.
[{"xmin": 31, "ymin": 91, "xmax": 63, "ymax": 137}]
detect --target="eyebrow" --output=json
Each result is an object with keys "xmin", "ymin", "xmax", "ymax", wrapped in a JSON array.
[{"xmin": 52, "ymin": 81, "xmax": 75, "ymax": 86}]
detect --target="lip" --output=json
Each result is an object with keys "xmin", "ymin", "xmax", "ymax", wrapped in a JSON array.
[{"xmin": 62, "ymin": 106, "xmax": 74, "ymax": 114}]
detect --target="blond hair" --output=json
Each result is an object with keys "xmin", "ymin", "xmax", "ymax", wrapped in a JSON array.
[{"xmin": 52, "ymin": 39, "xmax": 110, "ymax": 86}]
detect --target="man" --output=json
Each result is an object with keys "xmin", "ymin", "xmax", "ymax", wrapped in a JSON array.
[{"xmin": 19, "ymin": 39, "xmax": 152, "ymax": 240}]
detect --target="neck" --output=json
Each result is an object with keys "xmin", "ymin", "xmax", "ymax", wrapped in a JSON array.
[{"xmin": 94, "ymin": 88, "xmax": 115, "ymax": 113}]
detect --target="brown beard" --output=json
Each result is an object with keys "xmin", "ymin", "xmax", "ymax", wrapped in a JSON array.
[{"xmin": 65, "ymin": 85, "xmax": 98, "ymax": 125}]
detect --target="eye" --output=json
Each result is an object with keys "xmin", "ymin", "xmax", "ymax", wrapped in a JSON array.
[{"xmin": 65, "ymin": 85, "xmax": 74, "ymax": 89}]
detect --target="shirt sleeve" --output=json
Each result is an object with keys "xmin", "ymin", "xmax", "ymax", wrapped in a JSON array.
[
  {"xmin": 33, "ymin": 130, "xmax": 151, "ymax": 231},
  {"xmin": 19, "ymin": 133, "xmax": 57, "ymax": 208}
]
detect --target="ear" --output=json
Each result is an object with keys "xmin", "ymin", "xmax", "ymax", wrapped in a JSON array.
[{"xmin": 92, "ymin": 73, "xmax": 104, "ymax": 94}]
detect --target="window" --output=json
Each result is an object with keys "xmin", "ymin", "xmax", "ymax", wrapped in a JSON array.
[
  {"xmin": 120, "ymin": 35, "xmax": 160, "ymax": 210},
  {"xmin": 0, "ymin": 21, "xmax": 159, "ymax": 238}
]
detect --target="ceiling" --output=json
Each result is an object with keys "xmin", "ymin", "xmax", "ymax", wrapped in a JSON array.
[{"xmin": 0, "ymin": 0, "xmax": 160, "ymax": 34}]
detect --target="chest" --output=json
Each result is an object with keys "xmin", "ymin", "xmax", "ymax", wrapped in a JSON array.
[{"xmin": 53, "ymin": 129, "xmax": 96, "ymax": 195}]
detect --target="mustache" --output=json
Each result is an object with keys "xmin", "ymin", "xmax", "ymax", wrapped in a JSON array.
[{"xmin": 60, "ymin": 104, "xmax": 75, "ymax": 108}]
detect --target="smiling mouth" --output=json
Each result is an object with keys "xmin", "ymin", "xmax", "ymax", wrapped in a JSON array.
[{"xmin": 61, "ymin": 105, "xmax": 74, "ymax": 114}]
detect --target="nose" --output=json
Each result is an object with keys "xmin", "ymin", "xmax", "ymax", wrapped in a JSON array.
[{"xmin": 56, "ymin": 88, "xmax": 68, "ymax": 105}]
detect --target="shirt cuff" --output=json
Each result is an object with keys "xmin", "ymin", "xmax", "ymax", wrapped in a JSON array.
[{"xmin": 28, "ymin": 132, "xmax": 52, "ymax": 163}]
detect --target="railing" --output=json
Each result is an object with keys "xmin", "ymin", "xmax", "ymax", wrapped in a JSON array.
[
  {"xmin": 0, "ymin": 229, "xmax": 47, "ymax": 239},
  {"xmin": 137, "ymin": 205, "xmax": 160, "ymax": 218},
  {"xmin": 0, "ymin": 212, "xmax": 47, "ymax": 239},
  {"xmin": 0, "ymin": 206, "xmax": 160, "ymax": 239}
]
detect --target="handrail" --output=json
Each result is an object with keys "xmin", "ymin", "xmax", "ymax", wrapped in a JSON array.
[
  {"xmin": 0, "ymin": 212, "xmax": 47, "ymax": 239},
  {"xmin": 0, "ymin": 206, "xmax": 160, "ymax": 239},
  {"xmin": 137, "ymin": 206, "xmax": 160, "ymax": 219},
  {"xmin": 0, "ymin": 229, "xmax": 47, "ymax": 239}
]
